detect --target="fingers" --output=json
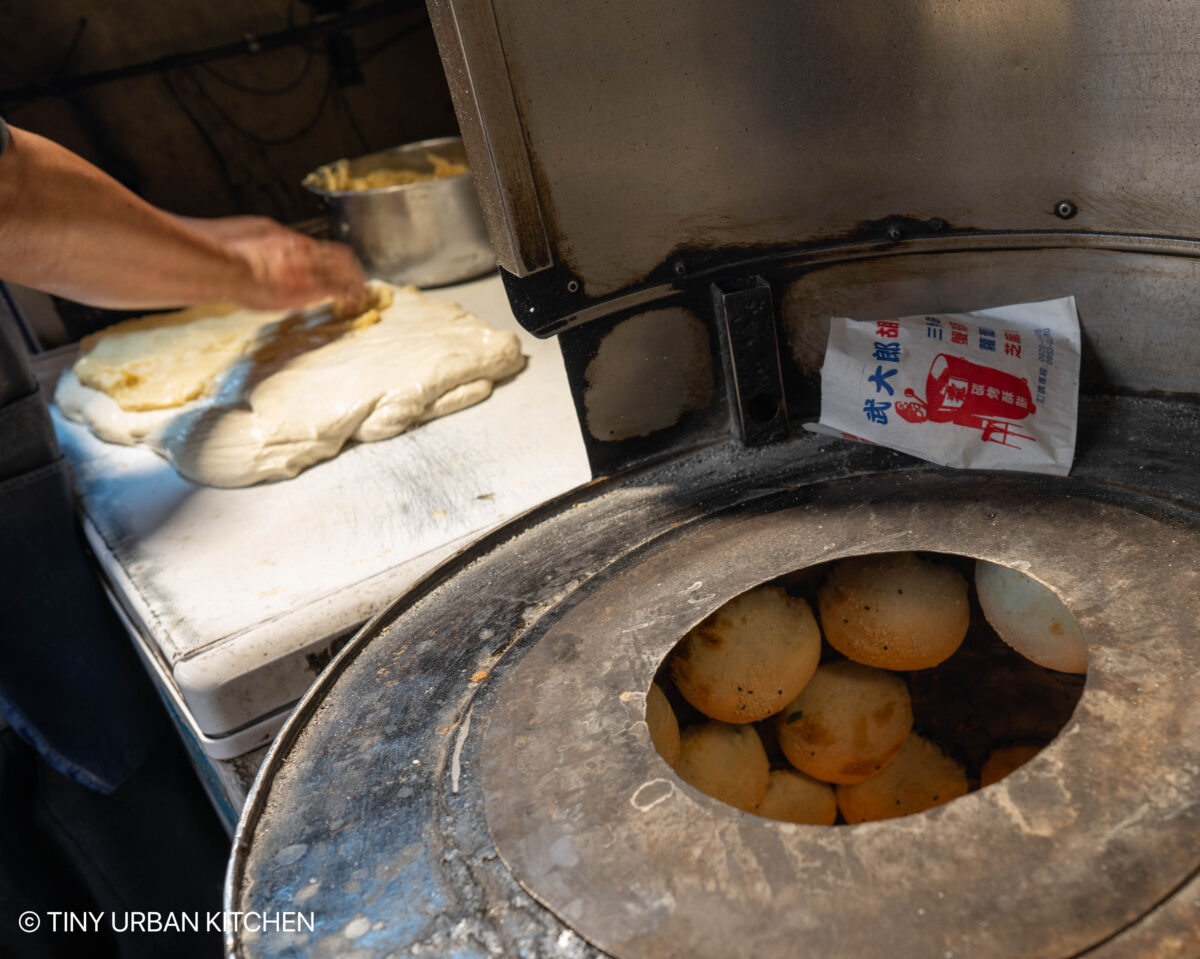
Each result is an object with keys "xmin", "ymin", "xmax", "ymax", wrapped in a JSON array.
[
  {"xmin": 225, "ymin": 225, "xmax": 369, "ymax": 312},
  {"xmin": 309, "ymin": 238, "xmax": 370, "ymax": 311}
]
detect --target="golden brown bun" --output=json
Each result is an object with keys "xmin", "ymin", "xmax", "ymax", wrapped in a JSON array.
[
  {"xmin": 671, "ymin": 586, "xmax": 822, "ymax": 723},
  {"xmin": 836, "ymin": 734, "xmax": 968, "ymax": 823},
  {"xmin": 674, "ymin": 721, "xmax": 770, "ymax": 813},
  {"xmin": 646, "ymin": 682, "xmax": 681, "ymax": 768},
  {"xmin": 776, "ymin": 659, "xmax": 913, "ymax": 784},
  {"xmin": 818, "ymin": 553, "xmax": 969, "ymax": 670},
  {"xmin": 980, "ymin": 743, "xmax": 1044, "ymax": 788},
  {"xmin": 755, "ymin": 769, "xmax": 837, "ymax": 825}
]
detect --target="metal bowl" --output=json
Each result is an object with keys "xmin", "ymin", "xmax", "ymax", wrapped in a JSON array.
[{"xmin": 303, "ymin": 135, "xmax": 495, "ymax": 288}]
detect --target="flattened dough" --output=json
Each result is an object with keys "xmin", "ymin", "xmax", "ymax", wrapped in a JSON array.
[{"xmin": 55, "ymin": 283, "xmax": 525, "ymax": 487}]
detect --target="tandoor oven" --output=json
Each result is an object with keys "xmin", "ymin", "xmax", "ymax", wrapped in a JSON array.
[{"xmin": 227, "ymin": 4, "xmax": 1200, "ymax": 958}]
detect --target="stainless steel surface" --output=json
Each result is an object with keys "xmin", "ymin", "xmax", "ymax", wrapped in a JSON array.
[
  {"xmin": 428, "ymin": 0, "xmax": 553, "ymax": 276},
  {"xmin": 304, "ymin": 135, "xmax": 496, "ymax": 287},
  {"xmin": 778, "ymin": 245, "xmax": 1200, "ymax": 396},
  {"xmin": 433, "ymin": 0, "xmax": 1200, "ymax": 302},
  {"xmin": 40, "ymin": 273, "xmax": 588, "ymax": 750},
  {"xmin": 225, "ymin": 398, "xmax": 1200, "ymax": 957}
]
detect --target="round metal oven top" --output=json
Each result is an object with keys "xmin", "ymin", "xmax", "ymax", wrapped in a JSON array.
[
  {"xmin": 482, "ymin": 482, "xmax": 1200, "ymax": 959},
  {"xmin": 226, "ymin": 406, "xmax": 1200, "ymax": 959}
]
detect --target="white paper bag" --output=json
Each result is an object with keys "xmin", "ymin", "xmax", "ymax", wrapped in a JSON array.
[{"xmin": 806, "ymin": 297, "xmax": 1081, "ymax": 476}]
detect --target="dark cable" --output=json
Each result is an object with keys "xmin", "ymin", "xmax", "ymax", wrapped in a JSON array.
[
  {"xmin": 332, "ymin": 82, "xmax": 371, "ymax": 154},
  {"xmin": 54, "ymin": 18, "xmax": 90, "ymax": 78},
  {"xmin": 199, "ymin": 0, "xmax": 314, "ymax": 95},
  {"xmin": 161, "ymin": 70, "xmax": 249, "ymax": 210},
  {"xmin": 0, "ymin": 0, "xmax": 427, "ymax": 106},
  {"xmin": 184, "ymin": 62, "xmax": 333, "ymax": 147},
  {"xmin": 360, "ymin": 19, "xmax": 431, "ymax": 65},
  {"xmin": 199, "ymin": 46, "xmax": 314, "ymax": 96}
]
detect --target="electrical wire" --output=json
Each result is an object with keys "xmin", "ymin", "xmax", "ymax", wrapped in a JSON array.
[
  {"xmin": 182, "ymin": 61, "xmax": 334, "ymax": 147},
  {"xmin": 199, "ymin": 45, "xmax": 315, "ymax": 96},
  {"xmin": 161, "ymin": 69, "xmax": 249, "ymax": 210},
  {"xmin": 331, "ymin": 81, "xmax": 371, "ymax": 154},
  {"xmin": 359, "ymin": 18, "xmax": 431, "ymax": 65},
  {"xmin": 53, "ymin": 17, "xmax": 89, "ymax": 78},
  {"xmin": 198, "ymin": 0, "xmax": 315, "ymax": 95},
  {"xmin": 2, "ymin": 17, "xmax": 90, "ymax": 114}
]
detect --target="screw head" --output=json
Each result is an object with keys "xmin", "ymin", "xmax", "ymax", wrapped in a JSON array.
[{"xmin": 1055, "ymin": 200, "xmax": 1078, "ymax": 219}]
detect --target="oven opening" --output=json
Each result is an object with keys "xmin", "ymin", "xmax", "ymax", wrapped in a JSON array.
[{"xmin": 647, "ymin": 551, "xmax": 1086, "ymax": 824}]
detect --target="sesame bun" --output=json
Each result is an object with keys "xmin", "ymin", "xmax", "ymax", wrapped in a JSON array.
[
  {"xmin": 755, "ymin": 768, "xmax": 837, "ymax": 825},
  {"xmin": 671, "ymin": 586, "xmax": 821, "ymax": 723},
  {"xmin": 836, "ymin": 734, "xmax": 968, "ymax": 823},
  {"xmin": 776, "ymin": 659, "xmax": 913, "ymax": 784},
  {"xmin": 819, "ymin": 553, "xmax": 969, "ymax": 670},
  {"xmin": 674, "ymin": 721, "xmax": 770, "ymax": 813}
]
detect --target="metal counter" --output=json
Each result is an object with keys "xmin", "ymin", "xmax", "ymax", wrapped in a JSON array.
[{"xmin": 35, "ymin": 272, "xmax": 591, "ymax": 823}]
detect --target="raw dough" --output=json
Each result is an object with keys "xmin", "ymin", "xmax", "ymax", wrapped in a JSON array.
[
  {"xmin": 55, "ymin": 283, "xmax": 525, "ymax": 487},
  {"xmin": 974, "ymin": 561, "xmax": 1087, "ymax": 674}
]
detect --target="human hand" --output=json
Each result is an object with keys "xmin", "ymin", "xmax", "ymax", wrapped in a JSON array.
[{"xmin": 194, "ymin": 216, "xmax": 369, "ymax": 313}]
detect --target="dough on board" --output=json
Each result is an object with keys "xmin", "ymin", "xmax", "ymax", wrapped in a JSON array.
[{"xmin": 55, "ymin": 283, "xmax": 525, "ymax": 487}]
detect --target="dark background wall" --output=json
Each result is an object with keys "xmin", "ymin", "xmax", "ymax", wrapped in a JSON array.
[{"xmin": 0, "ymin": 0, "xmax": 459, "ymax": 225}]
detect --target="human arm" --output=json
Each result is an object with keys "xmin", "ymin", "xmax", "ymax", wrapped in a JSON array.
[{"xmin": 0, "ymin": 123, "xmax": 366, "ymax": 312}]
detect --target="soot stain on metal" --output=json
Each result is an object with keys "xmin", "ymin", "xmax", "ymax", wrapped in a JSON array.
[
  {"xmin": 231, "ymin": 398, "xmax": 1200, "ymax": 959},
  {"xmin": 582, "ymin": 307, "xmax": 714, "ymax": 443}
]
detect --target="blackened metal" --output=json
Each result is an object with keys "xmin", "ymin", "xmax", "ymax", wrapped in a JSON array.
[
  {"xmin": 228, "ymin": 395, "xmax": 1200, "ymax": 959},
  {"xmin": 498, "ymin": 227, "xmax": 1200, "ymax": 340},
  {"xmin": 554, "ymin": 290, "xmax": 733, "ymax": 478},
  {"xmin": 500, "ymin": 263, "xmax": 593, "ymax": 335},
  {"xmin": 712, "ymin": 276, "xmax": 788, "ymax": 446}
]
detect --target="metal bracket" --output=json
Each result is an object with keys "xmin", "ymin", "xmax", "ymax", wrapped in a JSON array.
[{"xmin": 712, "ymin": 276, "xmax": 788, "ymax": 445}]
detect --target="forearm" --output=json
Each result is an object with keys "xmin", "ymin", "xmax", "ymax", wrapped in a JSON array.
[{"xmin": 0, "ymin": 127, "xmax": 255, "ymax": 310}]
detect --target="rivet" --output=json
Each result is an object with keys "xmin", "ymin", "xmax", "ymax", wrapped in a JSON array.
[
  {"xmin": 566, "ymin": 279, "xmax": 580, "ymax": 293},
  {"xmin": 1055, "ymin": 200, "xmax": 1078, "ymax": 219},
  {"xmin": 886, "ymin": 224, "xmax": 902, "ymax": 241}
]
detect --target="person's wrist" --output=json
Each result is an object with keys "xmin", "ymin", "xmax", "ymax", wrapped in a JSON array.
[{"xmin": 221, "ymin": 238, "xmax": 274, "ymax": 309}]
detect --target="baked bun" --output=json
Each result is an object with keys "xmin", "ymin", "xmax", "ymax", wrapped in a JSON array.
[
  {"xmin": 836, "ymin": 734, "xmax": 968, "ymax": 823},
  {"xmin": 776, "ymin": 659, "xmax": 913, "ymax": 784},
  {"xmin": 819, "ymin": 553, "xmax": 969, "ymax": 670},
  {"xmin": 755, "ymin": 768, "xmax": 837, "ymax": 825},
  {"xmin": 671, "ymin": 586, "xmax": 822, "ymax": 723},
  {"xmin": 674, "ymin": 721, "xmax": 770, "ymax": 813},
  {"xmin": 980, "ymin": 743, "xmax": 1044, "ymax": 788},
  {"xmin": 975, "ymin": 561, "xmax": 1087, "ymax": 674},
  {"xmin": 646, "ymin": 682, "xmax": 681, "ymax": 767}
]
